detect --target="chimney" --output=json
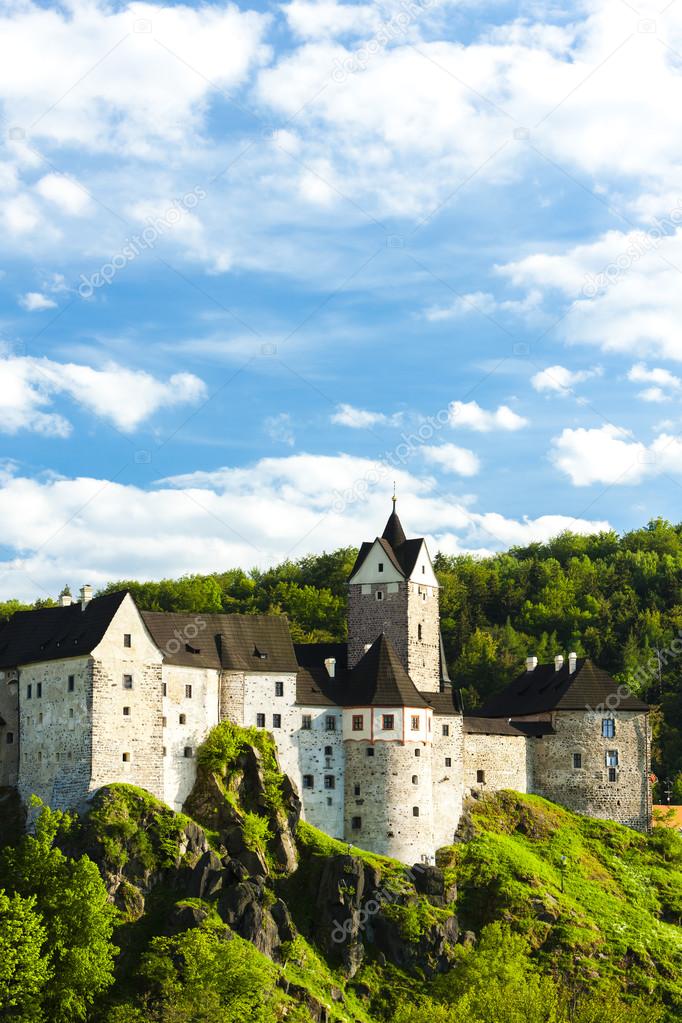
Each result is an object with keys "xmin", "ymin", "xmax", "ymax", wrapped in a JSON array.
[
  {"xmin": 526, "ymin": 655, "xmax": 538, "ymax": 672},
  {"xmin": 568, "ymin": 651, "xmax": 578, "ymax": 674},
  {"xmin": 554, "ymin": 654, "xmax": 564, "ymax": 672},
  {"xmin": 59, "ymin": 587, "xmax": 72, "ymax": 607},
  {"xmin": 324, "ymin": 657, "xmax": 336, "ymax": 679},
  {"xmin": 79, "ymin": 584, "xmax": 93, "ymax": 610}
]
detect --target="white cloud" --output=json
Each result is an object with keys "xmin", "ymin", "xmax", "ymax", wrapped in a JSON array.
[
  {"xmin": 448, "ymin": 400, "xmax": 527, "ymax": 432},
  {"xmin": 264, "ymin": 412, "xmax": 295, "ymax": 446},
  {"xmin": 421, "ymin": 443, "xmax": 480, "ymax": 477},
  {"xmin": 531, "ymin": 364, "xmax": 602, "ymax": 395},
  {"xmin": 331, "ymin": 403, "xmax": 403, "ymax": 428},
  {"xmin": 628, "ymin": 363, "xmax": 682, "ymax": 403},
  {"xmin": 283, "ymin": 1, "xmax": 381, "ymax": 41},
  {"xmin": 0, "ymin": 454, "xmax": 610, "ymax": 600},
  {"xmin": 0, "ymin": 356, "xmax": 206, "ymax": 435},
  {"xmin": 550, "ymin": 424, "xmax": 682, "ymax": 486},
  {"xmin": 35, "ymin": 174, "xmax": 91, "ymax": 216},
  {"xmin": 19, "ymin": 291, "xmax": 57, "ymax": 312}
]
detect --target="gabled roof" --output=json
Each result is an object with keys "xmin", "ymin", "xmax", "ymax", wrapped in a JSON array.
[
  {"xmin": 349, "ymin": 502, "xmax": 427, "ymax": 581},
  {"xmin": 343, "ymin": 634, "xmax": 430, "ymax": 708},
  {"xmin": 480, "ymin": 658, "xmax": 649, "ymax": 717},
  {"xmin": 295, "ymin": 642, "xmax": 348, "ymax": 707},
  {"xmin": 420, "ymin": 686, "xmax": 462, "ymax": 715},
  {"xmin": 142, "ymin": 612, "xmax": 298, "ymax": 673},
  {"xmin": 0, "ymin": 591, "xmax": 128, "ymax": 668}
]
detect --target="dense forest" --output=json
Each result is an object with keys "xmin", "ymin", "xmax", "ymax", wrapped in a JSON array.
[{"xmin": 3, "ymin": 518, "xmax": 682, "ymax": 799}]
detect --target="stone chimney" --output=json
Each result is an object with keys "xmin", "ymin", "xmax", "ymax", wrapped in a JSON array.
[
  {"xmin": 59, "ymin": 587, "xmax": 72, "ymax": 607},
  {"xmin": 554, "ymin": 654, "xmax": 564, "ymax": 672},
  {"xmin": 526, "ymin": 655, "xmax": 538, "ymax": 672},
  {"xmin": 324, "ymin": 657, "xmax": 336, "ymax": 679},
  {"xmin": 79, "ymin": 584, "xmax": 93, "ymax": 610},
  {"xmin": 568, "ymin": 651, "xmax": 578, "ymax": 673}
]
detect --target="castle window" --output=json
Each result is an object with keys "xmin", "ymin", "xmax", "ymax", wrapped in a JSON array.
[
  {"xmin": 445, "ymin": 757, "xmax": 451, "ymax": 767},
  {"xmin": 327, "ymin": 797, "xmax": 333, "ymax": 806},
  {"xmin": 476, "ymin": 770, "xmax": 485, "ymax": 784},
  {"xmin": 418, "ymin": 624, "xmax": 422, "ymax": 641},
  {"xmin": 36, "ymin": 683, "xmax": 42, "ymax": 698},
  {"xmin": 422, "ymin": 565, "xmax": 425, "ymax": 574},
  {"xmin": 602, "ymin": 718, "xmax": 615, "ymax": 738},
  {"xmin": 182, "ymin": 746, "xmax": 192, "ymax": 758},
  {"xmin": 122, "ymin": 753, "xmax": 130, "ymax": 762},
  {"xmin": 573, "ymin": 753, "xmax": 582, "ymax": 769},
  {"xmin": 123, "ymin": 634, "xmax": 131, "ymax": 648},
  {"xmin": 26, "ymin": 685, "xmax": 32, "ymax": 699},
  {"xmin": 38, "ymin": 713, "xmax": 43, "ymax": 725},
  {"xmin": 325, "ymin": 745, "xmax": 333, "ymax": 757},
  {"xmin": 442, "ymin": 724, "xmax": 449, "ymax": 737},
  {"xmin": 275, "ymin": 681, "xmax": 284, "ymax": 697},
  {"xmin": 68, "ymin": 675, "xmax": 75, "ymax": 692},
  {"xmin": 303, "ymin": 775, "xmax": 314, "ymax": 789},
  {"xmin": 382, "ymin": 714, "xmax": 394, "ymax": 730},
  {"xmin": 6, "ymin": 732, "xmax": 13, "ymax": 744},
  {"xmin": 302, "ymin": 715, "xmax": 312, "ymax": 730},
  {"xmin": 38, "ymin": 751, "xmax": 42, "ymax": 762},
  {"xmin": 414, "ymin": 748, "xmax": 420, "ymax": 757},
  {"xmin": 376, "ymin": 590, "xmax": 384, "ymax": 601},
  {"xmin": 606, "ymin": 750, "xmax": 619, "ymax": 768},
  {"xmin": 325, "ymin": 716, "xmax": 336, "ymax": 731},
  {"xmin": 69, "ymin": 709, "xmax": 74, "ymax": 719},
  {"xmin": 351, "ymin": 816, "xmax": 362, "ymax": 830},
  {"xmin": 354, "ymin": 784, "xmax": 361, "ymax": 796},
  {"xmin": 608, "ymin": 768, "xmax": 617, "ymax": 782},
  {"xmin": 162, "ymin": 683, "xmax": 167, "ymax": 697},
  {"xmin": 378, "ymin": 562, "xmax": 384, "ymax": 573},
  {"xmin": 185, "ymin": 685, "xmax": 193, "ymax": 699},
  {"xmin": 412, "ymin": 775, "xmax": 418, "ymax": 785},
  {"xmin": 162, "ymin": 716, "xmax": 167, "ymax": 727},
  {"xmin": 352, "ymin": 715, "xmax": 364, "ymax": 731},
  {"xmin": 273, "ymin": 714, "xmax": 281, "ymax": 728},
  {"xmin": 411, "ymin": 715, "xmax": 419, "ymax": 731},
  {"xmin": 366, "ymin": 747, "xmax": 374, "ymax": 757},
  {"xmin": 179, "ymin": 714, "xmax": 186, "ymax": 725},
  {"xmin": 412, "ymin": 806, "xmax": 419, "ymax": 817},
  {"xmin": 163, "ymin": 747, "xmax": 167, "ymax": 757},
  {"xmin": 257, "ymin": 713, "xmax": 265, "ymax": 728},
  {"xmin": 123, "ymin": 675, "xmax": 133, "ymax": 690},
  {"xmin": 324, "ymin": 775, "xmax": 335, "ymax": 789},
  {"xmin": 123, "ymin": 707, "xmax": 130, "ymax": 717}
]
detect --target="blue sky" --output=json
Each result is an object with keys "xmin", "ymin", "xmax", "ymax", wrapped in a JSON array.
[{"xmin": 2, "ymin": 0, "xmax": 682, "ymax": 599}]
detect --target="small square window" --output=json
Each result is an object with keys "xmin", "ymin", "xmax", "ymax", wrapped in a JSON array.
[
  {"xmin": 412, "ymin": 806, "xmax": 419, "ymax": 817},
  {"xmin": 36, "ymin": 683, "xmax": 42, "ymax": 698},
  {"xmin": 162, "ymin": 716, "xmax": 167, "ymax": 727},
  {"xmin": 6, "ymin": 732, "xmax": 14, "ymax": 744},
  {"xmin": 184, "ymin": 746, "xmax": 193, "ymax": 758},
  {"xmin": 602, "ymin": 718, "xmax": 615, "ymax": 738},
  {"xmin": 324, "ymin": 775, "xmax": 335, "ymax": 789},
  {"xmin": 412, "ymin": 775, "xmax": 418, "ymax": 785},
  {"xmin": 445, "ymin": 756, "xmax": 451, "ymax": 767},
  {"xmin": 411, "ymin": 715, "xmax": 419, "ymax": 731},
  {"xmin": 325, "ymin": 716, "xmax": 336, "ymax": 731},
  {"xmin": 68, "ymin": 675, "xmax": 75, "ymax": 692},
  {"xmin": 256, "ymin": 713, "xmax": 265, "ymax": 728},
  {"xmin": 352, "ymin": 714, "xmax": 364, "ymax": 732},
  {"xmin": 163, "ymin": 746, "xmax": 167, "ymax": 757},
  {"xmin": 414, "ymin": 748, "xmax": 421, "ymax": 757},
  {"xmin": 477, "ymin": 769, "xmax": 485, "ymax": 784},
  {"xmin": 37, "ymin": 751, "xmax": 42, "ymax": 762},
  {"xmin": 608, "ymin": 767, "xmax": 617, "ymax": 783},
  {"xmin": 354, "ymin": 783, "xmax": 361, "ymax": 796},
  {"xmin": 122, "ymin": 752, "xmax": 130, "ymax": 762},
  {"xmin": 273, "ymin": 714, "xmax": 281, "ymax": 728},
  {"xmin": 442, "ymin": 724, "xmax": 449, "ymax": 737},
  {"xmin": 26, "ymin": 685, "xmax": 32, "ymax": 699},
  {"xmin": 351, "ymin": 816, "xmax": 362, "ymax": 830},
  {"xmin": 376, "ymin": 590, "xmax": 384, "ymax": 601},
  {"xmin": 185, "ymin": 685, "xmax": 192, "ymax": 699},
  {"xmin": 606, "ymin": 750, "xmax": 619, "ymax": 768},
  {"xmin": 366, "ymin": 747, "xmax": 375, "ymax": 757},
  {"xmin": 123, "ymin": 675, "xmax": 133, "ymax": 690},
  {"xmin": 573, "ymin": 753, "xmax": 582, "ymax": 769},
  {"xmin": 162, "ymin": 683, "xmax": 167, "ymax": 697},
  {"xmin": 275, "ymin": 681, "xmax": 284, "ymax": 697},
  {"xmin": 123, "ymin": 706, "xmax": 131, "ymax": 717},
  {"xmin": 326, "ymin": 796, "xmax": 333, "ymax": 806},
  {"xmin": 303, "ymin": 775, "xmax": 314, "ymax": 789},
  {"xmin": 422, "ymin": 565, "xmax": 425, "ymax": 574},
  {"xmin": 302, "ymin": 714, "xmax": 312, "ymax": 730},
  {"xmin": 378, "ymin": 563, "xmax": 384, "ymax": 573},
  {"xmin": 179, "ymin": 713, "xmax": 186, "ymax": 725},
  {"xmin": 69, "ymin": 708, "xmax": 74, "ymax": 719},
  {"xmin": 324, "ymin": 745, "xmax": 333, "ymax": 757},
  {"xmin": 418, "ymin": 624, "xmax": 422, "ymax": 641},
  {"xmin": 123, "ymin": 634, "xmax": 132, "ymax": 648},
  {"xmin": 382, "ymin": 714, "xmax": 394, "ymax": 730},
  {"xmin": 38, "ymin": 713, "xmax": 43, "ymax": 725}
]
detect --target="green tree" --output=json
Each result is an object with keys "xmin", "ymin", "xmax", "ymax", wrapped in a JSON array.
[{"xmin": 0, "ymin": 889, "xmax": 51, "ymax": 1021}]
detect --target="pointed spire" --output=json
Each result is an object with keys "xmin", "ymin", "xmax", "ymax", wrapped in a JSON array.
[{"xmin": 382, "ymin": 494, "xmax": 406, "ymax": 550}]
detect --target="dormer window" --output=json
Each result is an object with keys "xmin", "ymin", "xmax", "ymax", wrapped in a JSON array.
[
  {"xmin": 185, "ymin": 643, "xmax": 200, "ymax": 654},
  {"xmin": 253, "ymin": 646, "xmax": 268, "ymax": 660}
]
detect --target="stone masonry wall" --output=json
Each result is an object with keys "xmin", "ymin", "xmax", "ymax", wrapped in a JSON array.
[
  {"xmin": 406, "ymin": 583, "xmax": 440, "ymax": 691},
  {"xmin": 530, "ymin": 710, "xmax": 651, "ymax": 830},
  {"xmin": 344, "ymin": 739, "xmax": 435, "ymax": 864},
  {"xmin": 162, "ymin": 664, "xmax": 220, "ymax": 810},
  {"xmin": 431, "ymin": 714, "xmax": 464, "ymax": 850},
  {"xmin": 463, "ymin": 732, "xmax": 531, "ymax": 798},
  {"xmin": 0, "ymin": 677, "xmax": 19, "ymax": 788},
  {"xmin": 348, "ymin": 581, "xmax": 409, "ymax": 669}
]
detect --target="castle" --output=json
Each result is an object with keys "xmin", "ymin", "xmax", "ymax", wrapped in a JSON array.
[{"xmin": 0, "ymin": 504, "xmax": 652, "ymax": 863}]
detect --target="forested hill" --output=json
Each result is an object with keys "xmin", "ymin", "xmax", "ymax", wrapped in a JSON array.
[{"xmin": 3, "ymin": 518, "xmax": 682, "ymax": 798}]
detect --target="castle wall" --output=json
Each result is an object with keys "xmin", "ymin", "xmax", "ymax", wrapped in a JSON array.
[
  {"xmin": 348, "ymin": 580, "xmax": 409, "ymax": 670},
  {"xmin": 162, "ymin": 664, "xmax": 220, "ymax": 810},
  {"xmin": 530, "ymin": 710, "xmax": 651, "ymax": 831},
  {"xmin": 431, "ymin": 714, "xmax": 464, "ymax": 849},
  {"xmin": 406, "ymin": 583, "xmax": 440, "ymax": 691},
  {"xmin": 18, "ymin": 656, "xmax": 94, "ymax": 809},
  {"xmin": 289, "ymin": 706, "xmax": 345, "ymax": 839},
  {"xmin": 0, "ymin": 677, "xmax": 19, "ymax": 788},
  {"xmin": 343, "ymin": 740, "xmax": 435, "ymax": 864},
  {"xmin": 463, "ymin": 732, "xmax": 531, "ymax": 797}
]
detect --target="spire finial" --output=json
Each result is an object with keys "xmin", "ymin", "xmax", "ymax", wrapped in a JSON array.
[{"xmin": 392, "ymin": 481, "xmax": 396, "ymax": 507}]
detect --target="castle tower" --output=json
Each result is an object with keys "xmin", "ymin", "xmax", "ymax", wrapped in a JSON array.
[{"xmin": 347, "ymin": 500, "xmax": 441, "ymax": 692}]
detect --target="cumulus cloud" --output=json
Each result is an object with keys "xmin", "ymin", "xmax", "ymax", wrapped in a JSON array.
[
  {"xmin": 0, "ymin": 454, "xmax": 610, "ymax": 600},
  {"xmin": 550, "ymin": 424, "xmax": 682, "ymax": 486},
  {"xmin": 421, "ymin": 443, "xmax": 480, "ymax": 477},
  {"xmin": 531, "ymin": 364, "xmax": 602, "ymax": 395},
  {"xmin": 35, "ymin": 174, "xmax": 91, "ymax": 216},
  {"xmin": 448, "ymin": 400, "xmax": 527, "ymax": 432},
  {"xmin": 19, "ymin": 291, "xmax": 57, "ymax": 311},
  {"xmin": 628, "ymin": 363, "xmax": 682, "ymax": 403},
  {"xmin": 331, "ymin": 403, "xmax": 403, "ymax": 428},
  {"xmin": 0, "ymin": 356, "xmax": 206, "ymax": 435}
]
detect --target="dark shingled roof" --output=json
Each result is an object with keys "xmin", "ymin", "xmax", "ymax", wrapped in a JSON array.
[
  {"xmin": 0, "ymin": 591, "xmax": 128, "ymax": 668},
  {"xmin": 463, "ymin": 716, "xmax": 554, "ymax": 737},
  {"xmin": 142, "ymin": 612, "xmax": 298, "ymax": 672},
  {"xmin": 382, "ymin": 506, "xmax": 407, "ymax": 548},
  {"xmin": 480, "ymin": 658, "xmax": 649, "ymax": 717},
  {"xmin": 349, "ymin": 504, "xmax": 427, "ymax": 581},
  {"xmin": 420, "ymin": 686, "xmax": 462, "ymax": 716},
  {"xmin": 342, "ymin": 634, "xmax": 430, "ymax": 708}
]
